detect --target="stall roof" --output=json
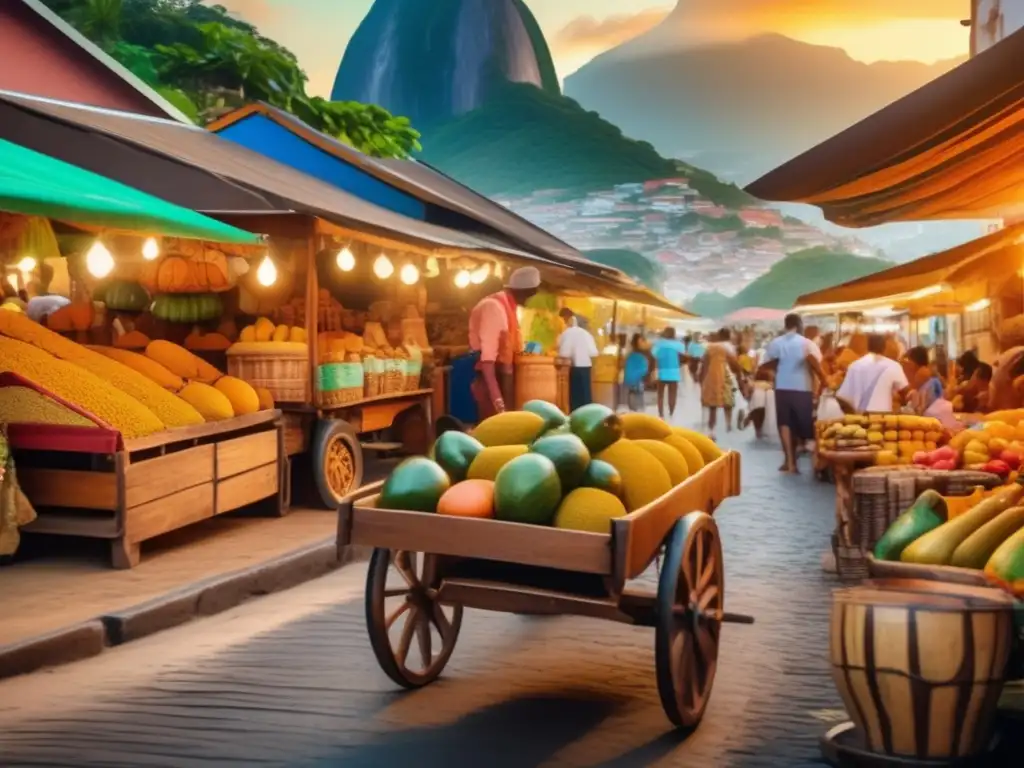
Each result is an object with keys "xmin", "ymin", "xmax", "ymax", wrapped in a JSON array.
[
  {"xmin": 794, "ymin": 223, "xmax": 1024, "ymax": 311},
  {"xmin": 744, "ymin": 27, "xmax": 1024, "ymax": 226},
  {"xmin": 207, "ymin": 103, "xmax": 598, "ymax": 270},
  {"xmin": 0, "ymin": 91, "xmax": 687, "ymax": 312},
  {"xmin": 0, "ymin": 137, "xmax": 260, "ymax": 244}
]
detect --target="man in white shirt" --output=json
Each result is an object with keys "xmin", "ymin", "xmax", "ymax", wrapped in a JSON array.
[
  {"xmin": 837, "ymin": 334, "xmax": 911, "ymax": 413},
  {"xmin": 558, "ymin": 308, "xmax": 599, "ymax": 411}
]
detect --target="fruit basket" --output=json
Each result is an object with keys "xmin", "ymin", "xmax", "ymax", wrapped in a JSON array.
[{"xmin": 338, "ymin": 449, "xmax": 749, "ymax": 730}]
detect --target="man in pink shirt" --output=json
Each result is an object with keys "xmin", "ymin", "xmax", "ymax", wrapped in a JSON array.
[{"xmin": 467, "ymin": 266, "xmax": 541, "ymax": 419}]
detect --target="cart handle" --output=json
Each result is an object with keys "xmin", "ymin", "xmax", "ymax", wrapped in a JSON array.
[{"xmin": 340, "ymin": 478, "xmax": 386, "ymax": 510}]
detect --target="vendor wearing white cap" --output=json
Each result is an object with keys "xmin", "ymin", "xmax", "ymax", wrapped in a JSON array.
[{"xmin": 468, "ymin": 266, "xmax": 541, "ymax": 418}]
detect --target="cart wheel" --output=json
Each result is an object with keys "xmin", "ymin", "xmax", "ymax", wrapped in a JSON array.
[
  {"xmin": 655, "ymin": 512, "xmax": 724, "ymax": 730},
  {"xmin": 312, "ymin": 419, "xmax": 364, "ymax": 509},
  {"xmin": 365, "ymin": 548, "xmax": 463, "ymax": 689}
]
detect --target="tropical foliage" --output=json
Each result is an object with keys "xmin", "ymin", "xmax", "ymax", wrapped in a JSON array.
[
  {"xmin": 43, "ymin": 0, "xmax": 420, "ymax": 157},
  {"xmin": 686, "ymin": 247, "xmax": 892, "ymax": 317}
]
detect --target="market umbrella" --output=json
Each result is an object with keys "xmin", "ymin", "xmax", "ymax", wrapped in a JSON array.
[{"xmin": 0, "ymin": 138, "xmax": 261, "ymax": 244}]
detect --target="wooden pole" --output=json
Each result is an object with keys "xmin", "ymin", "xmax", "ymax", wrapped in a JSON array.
[
  {"xmin": 610, "ymin": 300, "xmax": 620, "ymax": 411},
  {"xmin": 305, "ymin": 232, "xmax": 320, "ymax": 407}
]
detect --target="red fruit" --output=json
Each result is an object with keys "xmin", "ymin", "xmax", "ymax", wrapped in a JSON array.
[
  {"xmin": 930, "ymin": 459, "xmax": 957, "ymax": 471},
  {"xmin": 912, "ymin": 451, "xmax": 933, "ymax": 466},
  {"xmin": 999, "ymin": 450, "xmax": 1022, "ymax": 470},
  {"xmin": 933, "ymin": 446, "xmax": 958, "ymax": 462},
  {"xmin": 983, "ymin": 460, "xmax": 1011, "ymax": 476}
]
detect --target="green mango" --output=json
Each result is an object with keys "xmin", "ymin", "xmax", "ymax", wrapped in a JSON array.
[
  {"xmin": 873, "ymin": 489, "xmax": 948, "ymax": 562},
  {"xmin": 379, "ymin": 457, "xmax": 451, "ymax": 513}
]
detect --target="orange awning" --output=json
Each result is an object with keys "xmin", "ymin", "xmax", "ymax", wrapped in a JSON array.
[
  {"xmin": 795, "ymin": 223, "xmax": 1024, "ymax": 311},
  {"xmin": 745, "ymin": 28, "xmax": 1024, "ymax": 227}
]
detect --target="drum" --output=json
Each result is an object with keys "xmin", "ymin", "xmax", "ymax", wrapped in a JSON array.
[{"xmin": 830, "ymin": 578, "xmax": 1015, "ymax": 760}]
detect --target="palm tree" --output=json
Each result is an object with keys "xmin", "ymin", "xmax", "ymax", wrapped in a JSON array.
[{"xmin": 70, "ymin": 0, "xmax": 124, "ymax": 49}]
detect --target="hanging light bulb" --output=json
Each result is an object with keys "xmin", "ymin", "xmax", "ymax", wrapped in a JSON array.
[
  {"xmin": 470, "ymin": 263, "xmax": 490, "ymax": 284},
  {"xmin": 142, "ymin": 237, "xmax": 160, "ymax": 261},
  {"xmin": 256, "ymin": 253, "xmax": 277, "ymax": 287},
  {"xmin": 454, "ymin": 269, "xmax": 471, "ymax": 289},
  {"xmin": 400, "ymin": 263, "xmax": 420, "ymax": 285},
  {"xmin": 85, "ymin": 240, "xmax": 115, "ymax": 278},
  {"xmin": 425, "ymin": 256, "xmax": 440, "ymax": 278},
  {"xmin": 493, "ymin": 262, "xmax": 504, "ymax": 280},
  {"xmin": 373, "ymin": 253, "xmax": 394, "ymax": 279},
  {"xmin": 336, "ymin": 246, "xmax": 355, "ymax": 272},
  {"xmin": 16, "ymin": 256, "xmax": 37, "ymax": 273}
]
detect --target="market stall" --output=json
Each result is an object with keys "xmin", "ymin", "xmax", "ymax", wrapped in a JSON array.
[{"xmin": 0, "ymin": 140, "xmax": 287, "ymax": 568}]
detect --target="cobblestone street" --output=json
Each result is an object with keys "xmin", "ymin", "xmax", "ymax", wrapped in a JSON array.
[{"xmin": 0, "ymin": 391, "xmax": 845, "ymax": 767}]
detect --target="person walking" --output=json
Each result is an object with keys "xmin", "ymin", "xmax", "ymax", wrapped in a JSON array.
[
  {"xmin": 622, "ymin": 333, "xmax": 651, "ymax": 412},
  {"xmin": 836, "ymin": 334, "xmax": 910, "ymax": 415},
  {"xmin": 762, "ymin": 313, "xmax": 825, "ymax": 474},
  {"xmin": 699, "ymin": 328, "xmax": 745, "ymax": 439},
  {"xmin": 652, "ymin": 327, "xmax": 687, "ymax": 419},
  {"xmin": 557, "ymin": 307, "xmax": 599, "ymax": 411}
]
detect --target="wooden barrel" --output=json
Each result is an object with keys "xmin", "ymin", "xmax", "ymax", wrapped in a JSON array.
[
  {"xmin": 513, "ymin": 355, "xmax": 558, "ymax": 409},
  {"xmin": 830, "ymin": 578, "xmax": 1015, "ymax": 760}
]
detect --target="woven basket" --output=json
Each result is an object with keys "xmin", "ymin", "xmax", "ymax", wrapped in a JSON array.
[{"xmin": 227, "ymin": 347, "xmax": 309, "ymax": 403}]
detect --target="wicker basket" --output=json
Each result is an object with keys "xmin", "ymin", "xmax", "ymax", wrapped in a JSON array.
[
  {"xmin": 227, "ymin": 346, "xmax": 309, "ymax": 403},
  {"xmin": 840, "ymin": 468, "xmax": 1002, "ymax": 581}
]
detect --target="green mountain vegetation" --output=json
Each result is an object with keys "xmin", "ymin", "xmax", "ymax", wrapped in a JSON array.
[
  {"xmin": 421, "ymin": 83, "xmax": 752, "ymax": 205},
  {"xmin": 686, "ymin": 247, "xmax": 891, "ymax": 317},
  {"xmin": 42, "ymin": 0, "xmax": 419, "ymax": 158}
]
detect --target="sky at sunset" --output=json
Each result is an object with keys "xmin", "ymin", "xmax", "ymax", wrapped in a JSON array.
[{"xmin": 209, "ymin": 0, "xmax": 971, "ymax": 97}]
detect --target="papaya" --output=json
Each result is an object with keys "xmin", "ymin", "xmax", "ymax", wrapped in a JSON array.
[
  {"xmin": 901, "ymin": 485, "xmax": 1024, "ymax": 565},
  {"xmin": 437, "ymin": 479, "xmax": 495, "ymax": 518},
  {"xmin": 522, "ymin": 399, "xmax": 567, "ymax": 433},
  {"xmin": 873, "ymin": 489, "xmax": 948, "ymax": 562},
  {"xmin": 569, "ymin": 403, "xmax": 623, "ymax": 454},
  {"xmin": 951, "ymin": 506, "xmax": 1024, "ymax": 569},
  {"xmin": 983, "ymin": 525, "xmax": 1024, "ymax": 597},
  {"xmin": 554, "ymin": 488, "xmax": 627, "ymax": 533},
  {"xmin": 663, "ymin": 433, "xmax": 705, "ymax": 474},
  {"xmin": 467, "ymin": 445, "xmax": 529, "ymax": 481},
  {"xmin": 472, "ymin": 411, "xmax": 545, "ymax": 447},
  {"xmin": 596, "ymin": 439, "xmax": 672, "ymax": 512},
  {"xmin": 494, "ymin": 454, "xmax": 562, "ymax": 526},
  {"xmin": 379, "ymin": 457, "xmax": 450, "ymax": 513},
  {"xmin": 581, "ymin": 458, "xmax": 623, "ymax": 498},
  {"xmin": 633, "ymin": 439, "xmax": 690, "ymax": 485},
  {"xmin": 529, "ymin": 433, "xmax": 590, "ymax": 492},
  {"xmin": 620, "ymin": 412, "xmax": 672, "ymax": 440},
  {"xmin": 672, "ymin": 427, "xmax": 722, "ymax": 463},
  {"xmin": 432, "ymin": 431, "xmax": 485, "ymax": 483}
]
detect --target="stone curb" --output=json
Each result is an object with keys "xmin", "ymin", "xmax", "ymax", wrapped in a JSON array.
[{"xmin": 0, "ymin": 541, "xmax": 371, "ymax": 681}]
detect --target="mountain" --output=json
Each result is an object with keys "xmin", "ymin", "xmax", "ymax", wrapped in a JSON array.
[
  {"xmin": 686, "ymin": 247, "xmax": 892, "ymax": 317},
  {"xmin": 420, "ymin": 82, "xmax": 752, "ymax": 204},
  {"xmin": 332, "ymin": 0, "xmax": 560, "ymax": 129},
  {"xmin": 564, "ymin": 32, "xmax": 963, "ymax": 184}
]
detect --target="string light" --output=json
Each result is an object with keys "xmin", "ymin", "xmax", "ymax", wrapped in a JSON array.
[
  {"xmin": 16, "ymin": 256, "xmax": 37, "ymax": 272},
  {"xmin": 454, "ymin": 269, "xmax": 471, "ymax": 289},
  {"xmin": 400, "ymin": 263, "xmax": 420, "ymax": 285},
  {"xmin": 336, "ymin": 246, "xmax": 355, "ymax": 272},
  {"xmin": 373, "ymin": 254, "xmax": 394, "ymax": 279},
  {"xmin": 85, "ymin": 240, "xmax": 115, "ymax": 278},
  {"xmin": 256, "ymin": 253, "xmax": 277, "ymax": 286},
  {"xmin": 142, "ymin": 237, "xmax": 160, "ymax": 261},
  {"xmin": 425, "ymin": 256, "xmax": 440, "ymax": 278},
  {"xmin": 470, "ymin": 263, "xmax": 490, "ymax": 284}
]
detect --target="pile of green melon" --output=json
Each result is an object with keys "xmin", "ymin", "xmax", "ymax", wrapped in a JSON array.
[{"xmin": 377, "ymin": 401, "xmax": 723, "ymax": 533}]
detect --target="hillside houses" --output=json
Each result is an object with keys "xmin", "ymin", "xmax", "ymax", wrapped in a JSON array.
[{"xmin": 496, "ymin": 177, "xmax": 873, "ymax": 302}]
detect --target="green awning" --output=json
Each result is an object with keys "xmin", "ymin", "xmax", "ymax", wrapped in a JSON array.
[{"xmin": 0, "ymin": 138, "xmax": 261, "ymax": 245}]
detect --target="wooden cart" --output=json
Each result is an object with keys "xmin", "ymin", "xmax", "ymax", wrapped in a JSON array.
[{"xmin": 337, "ymin": 451, "xmax": 751, "ymax": 729}]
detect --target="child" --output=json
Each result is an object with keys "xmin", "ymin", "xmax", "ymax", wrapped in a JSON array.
[{"xmin": 622, "ymin": 333, "xmax": 650, "ymax": 412}]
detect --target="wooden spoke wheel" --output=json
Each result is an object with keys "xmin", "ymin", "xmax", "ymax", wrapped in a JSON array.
[
  {"xmin": 655, "ymin": 511, "xmax": 725, "ymax": 730},
  {"xmin": 312, "ymin": 419, "xmax": 364, "ymax": 509},
  {"xmin": 365, "ymin": 548, "xmax": 463, "ymax": 689}
]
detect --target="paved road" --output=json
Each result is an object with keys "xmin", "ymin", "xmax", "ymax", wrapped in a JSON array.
[{"xmin": 0, "ymin": 393, "xmax": 845, "ymax": 767}]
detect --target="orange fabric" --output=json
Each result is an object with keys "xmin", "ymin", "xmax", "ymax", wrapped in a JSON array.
[{"xmin": 469, "ymin": 290, "xmax": 520, "ymax": 369}]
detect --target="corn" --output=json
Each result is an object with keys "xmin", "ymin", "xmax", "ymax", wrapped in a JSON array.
[
  {"xmin": 0, "ymin": 312, "xmax": 203, "ymax": 427},
  {"xmin": 0, "ymin": 337, "xmax": 164, "ymax": 438},
  {"xmin": 91, "ymin": 346, "xmax": 185, "ymax": 391},
  {"xmin": 0, "ymin": 386, "xmax": 95, "ymax": 427}
]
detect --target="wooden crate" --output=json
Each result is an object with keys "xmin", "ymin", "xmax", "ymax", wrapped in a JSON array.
[{"xmin": 17, "ymin": 411, "xmax": 287, "ymax": 569}]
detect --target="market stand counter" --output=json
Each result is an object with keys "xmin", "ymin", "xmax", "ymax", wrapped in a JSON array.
[{"xmin": 4, "ymin": 374, "xmax": 286, "ymax": 569}]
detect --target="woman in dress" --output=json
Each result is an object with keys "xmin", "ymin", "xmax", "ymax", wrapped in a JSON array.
[{"xmin": 699, "ymin": 328, "xmax": 745, "ymax": 439}]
